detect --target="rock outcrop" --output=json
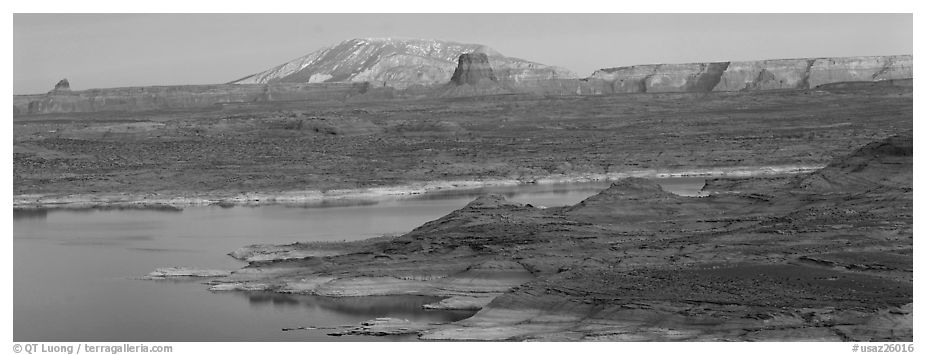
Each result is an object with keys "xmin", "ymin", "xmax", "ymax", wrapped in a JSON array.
[
  {"xmin": 795, "ymin": 134, "xmax": 912, "ymax": 191},
  {"xmin": 450, "ymin": 53, "xmax": 497, "ymax": 85},
  {"xmin": 52, "ymin": 78, "xmax": 70, "ymax": 92},
  {"xmin": 230, "ymin": 38, "xmax": 576, "ymax": 89}
]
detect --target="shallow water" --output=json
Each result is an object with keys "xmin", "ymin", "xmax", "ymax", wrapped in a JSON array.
[{"xmin": 14, "ymin": 177, "xmax": 704, "ymax": 341}]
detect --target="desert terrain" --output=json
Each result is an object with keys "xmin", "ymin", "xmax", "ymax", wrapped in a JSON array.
[
  {"xmin": 13, "ymin": 79, "xmax": 912, "ymax": 209},
  {"xmin": 13, "ymin": 38, "xmax": 913, "ymax": 341}
]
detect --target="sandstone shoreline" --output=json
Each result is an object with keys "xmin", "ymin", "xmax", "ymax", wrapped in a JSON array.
[{"xmin": 12, "ymin": 164, "xmax": 821, "ymax": 210}]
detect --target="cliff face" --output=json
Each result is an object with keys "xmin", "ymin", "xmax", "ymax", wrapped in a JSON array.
[
  {"xmin": 807, "ymin": 55, "xmax": 913, "ymax": 88},
  {"xmin": 231, "ymin": 38, "xmax": 577, "ymax": 89},
  {"xmin": 714, "ymin": 59, "xmax": 813, "ymax": 91},
  {"xmin": 590, "ymin": 62, "xmax": 730, "ymax": 93},
  {"xmin": 589, "ymin": 55, "xmax": 912, "ymax": 93}
]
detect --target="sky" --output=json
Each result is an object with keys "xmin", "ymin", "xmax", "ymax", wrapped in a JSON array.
[{"xmin": 13, "ymin": 13, "xmax": 914, "ymax": 94}]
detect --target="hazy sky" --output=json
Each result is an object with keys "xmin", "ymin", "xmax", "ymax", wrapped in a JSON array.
[{"xmin": 13, "ymin": 13, "xmax": 913, "ymax": 94}]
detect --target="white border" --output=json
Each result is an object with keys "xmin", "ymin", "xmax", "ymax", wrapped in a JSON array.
[{"xmin": 4, "ymin": 4, "xmax": 922, "ymax": 355}]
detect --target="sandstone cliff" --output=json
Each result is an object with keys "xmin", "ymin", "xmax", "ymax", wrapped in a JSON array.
[
  {"xmin": 230, "ymin": 38, "xmax": 577, "ymax": 89},
  {"xmin": 450, "ymin": 53, "xmax": 497, "ymax": 85},
  {"xmin": 589, "ymin": 55, "xmax": 911, "ymax": 93}
]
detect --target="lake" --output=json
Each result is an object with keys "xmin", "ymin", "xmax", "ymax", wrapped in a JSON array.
[{"xmin": 13, "ymin": 177, "xmax": 704, "ymax": 341}]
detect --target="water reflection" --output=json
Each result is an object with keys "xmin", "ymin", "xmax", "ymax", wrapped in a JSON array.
[
  {"xmin": 14, "ymin": 206, "xmax": 182, "ymax": 220},
  {"xmin": 409, "ymin": 184, "xmax": 609, "ymax": 201},
  {"xmin": 13, "ymin": 209, "xmax": 48, "ymax": 220},
  {"xmin": 241, "ymin": 292, "xmax": 477, "ymax": 323},
  {"xmin": 127, "ymin": 247, "xmax": 197, "ymax": 253},
  {"xmin": 227, "ymin": 199, "xmax": 382, "ymax": 209}
]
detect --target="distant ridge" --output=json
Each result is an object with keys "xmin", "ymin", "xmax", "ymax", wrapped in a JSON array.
[{"xmin": 13, "ymin": 39, "xmax": 913, "ymax": 115}]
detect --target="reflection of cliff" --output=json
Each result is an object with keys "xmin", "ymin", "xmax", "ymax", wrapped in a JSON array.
[{"xmin": 242, "ymin": 293, "xmax": 474, "ymax": 322}]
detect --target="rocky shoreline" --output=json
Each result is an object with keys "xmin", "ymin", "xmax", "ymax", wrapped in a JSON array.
[
  {"xmin": 13, "ymin": 164, "xmax": 821, "ymax": 210},
  {"xmin": 151, "ymin": 135, "xmax": 912, "ymax": 341}
]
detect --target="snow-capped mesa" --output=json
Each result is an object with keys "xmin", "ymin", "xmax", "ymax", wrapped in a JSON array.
[{"xmin": 230, "ymin": 38, "xmax": 577, "ymax": 89}]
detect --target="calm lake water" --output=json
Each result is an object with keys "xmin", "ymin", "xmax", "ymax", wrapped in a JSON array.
[{"xmin": 14, "ymin": 178, "xmax": 704, "ymax": 341}]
